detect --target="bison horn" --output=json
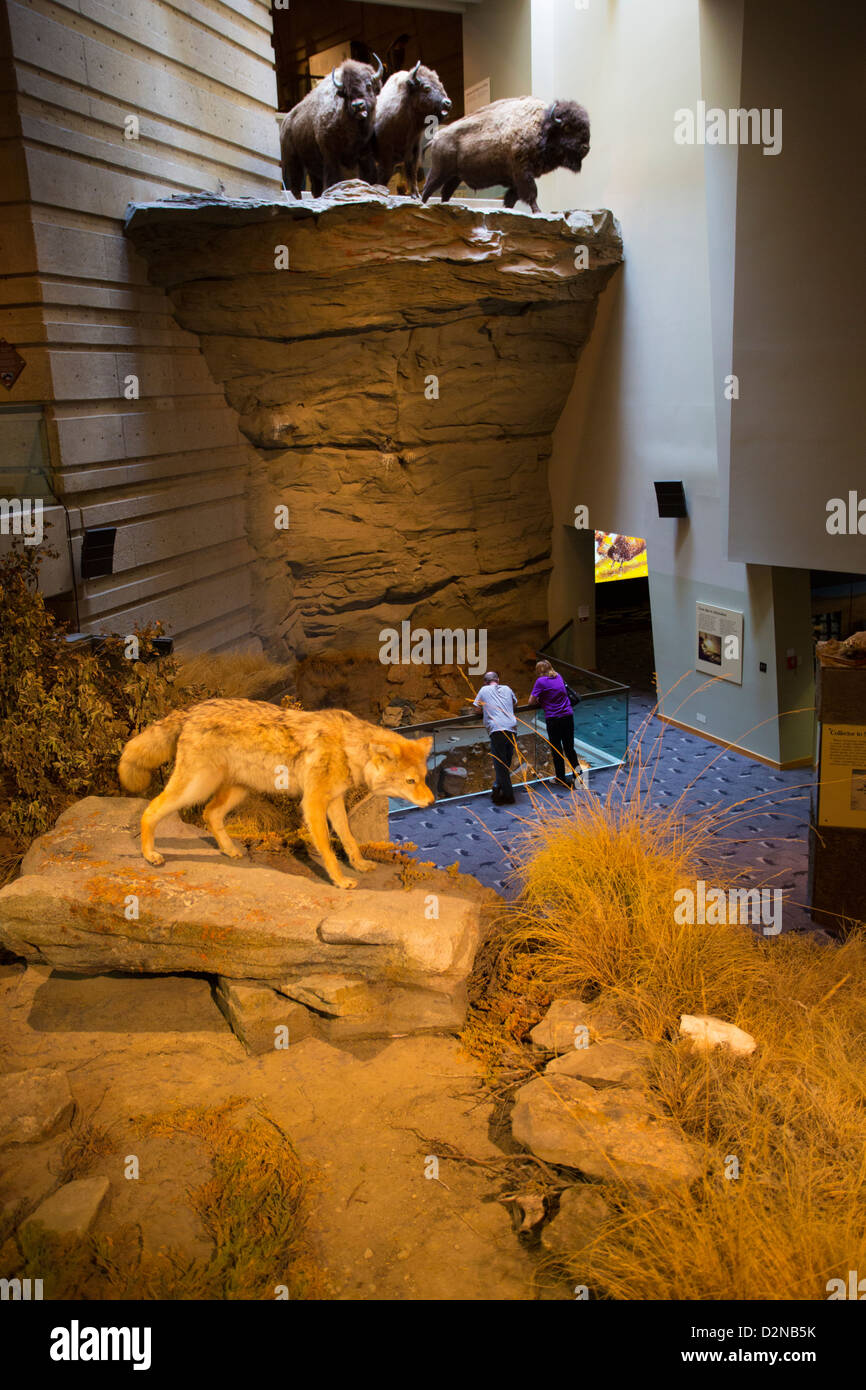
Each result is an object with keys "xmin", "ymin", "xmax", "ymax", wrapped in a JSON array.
[
  {"xmin": 371, "ymin": 52, "xmax": 384, "ymax": 80},
  {"xmin": 332, "ymin": 66, "xmax": 344, "ymax": 94},
  {"xmin": 408, "ymin": 59, "xmax": 422, "ymax": 83},
  {"xmin": 551, "ymin": 101, "xmax": 563, "ymax": 125}
]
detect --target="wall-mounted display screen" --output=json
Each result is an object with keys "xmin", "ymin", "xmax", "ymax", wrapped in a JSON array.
[{"xmin": 594, "ymin": 532, "xmax": 648, "ymax": 583}]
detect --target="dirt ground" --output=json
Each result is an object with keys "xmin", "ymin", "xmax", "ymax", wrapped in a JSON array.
[{"xmin": 0, "ymin": 956, "xmax": 562, "ymax": 1300}]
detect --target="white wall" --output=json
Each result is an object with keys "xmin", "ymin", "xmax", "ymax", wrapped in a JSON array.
[
  {"xmin": 463, "ymin": 0, "xmax": 531, "ymax": 101},
  {"xmin": 727, "ymin": 0, "xmax": 866, "ymax": 574},
  {"xmin": 530, "ymin": 0, "xmax": 814, "ymax": 763}
]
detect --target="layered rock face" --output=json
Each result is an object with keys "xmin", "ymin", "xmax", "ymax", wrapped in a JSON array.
[
  {"xmin": 0, "ymin": 798, "xmax": 484, "ymax": 1045},
  {"xmin": 125, "ymin": 186, "xmax": 622, "ymax": 663}
]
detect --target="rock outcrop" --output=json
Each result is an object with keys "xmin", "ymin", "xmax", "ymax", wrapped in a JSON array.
[
  {"xmin": 513, "ymin": 997, "xmax": 703, "ymax": 1195},
  {"xmin": 0, "ymin": 1069, "xmax": 74, "ymax": 1149},
  {"xmin": 0, "ymin": 798, "xmax": 484, "ymax": 1044},
  {"xmin": 511, "ymin": 1074, "xmax": 701, "ymax": 1190},
  {"xmin": 125, "ymin": 186, "xmax": 622, "ymax": 662},
  {"xmin": 21, "ymin": 1178, "xmax": 109, "ymax": 1241}
]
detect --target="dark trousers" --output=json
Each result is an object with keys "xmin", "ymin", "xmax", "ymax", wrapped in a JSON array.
[
  {"xmin": 546, "ymin": 713, "xmax": 577, "ymax": 783},
  {"xmin": 489, "ymin": 730, "xmax": 518, "ymax": 799}
]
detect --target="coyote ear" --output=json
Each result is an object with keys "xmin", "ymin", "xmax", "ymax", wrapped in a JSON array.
[
  {"xmin": 419, "ymin": 735, "xmax": 433, "ymax": 757},
  {"xmin": 368, "ymin": 737, "xmax": 393, "ymax": 769}
]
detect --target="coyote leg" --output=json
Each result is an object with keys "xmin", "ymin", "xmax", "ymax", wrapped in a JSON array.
[
  {"xmin": 141, "ymin": 768, "xmax": 221, "ymax": 867},
  {"xmin": 203, "ymin": 784, "xmax": 248, "ymax": 859},
  {"xmin": 327, "ymin": 795, "xmax": 376, "ymax": 873},
  {"xmin": 302, "ymin": 787, "xmax": 356, "ymax": 889}
]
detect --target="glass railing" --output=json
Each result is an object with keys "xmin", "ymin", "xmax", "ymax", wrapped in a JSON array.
[{"xmin": 389, "ymin": 633, "xmax": 629, "ymax": 812}]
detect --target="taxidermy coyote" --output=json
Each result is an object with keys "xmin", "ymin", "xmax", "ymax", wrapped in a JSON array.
[{"xmin": 118, "ymin": 698, "xmax": 434, "ymax": 890}]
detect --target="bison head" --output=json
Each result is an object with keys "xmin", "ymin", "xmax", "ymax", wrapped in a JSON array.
[
  {"xmin": 540, "ymin": 99, "xmax": 591, "ymax": 174},
  {"xmin": 332, "ymin": 56, "xmax": 383, "ymax": 122},
  {"xmin": 406, "ymin": 61, "xmax": 452, "ymax": 119}
]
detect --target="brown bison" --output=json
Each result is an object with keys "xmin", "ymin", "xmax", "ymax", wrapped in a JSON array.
[
  {"xmin": 607, "ymin": 535, "xmax": 646, "ymax": 567},
  {"xmin": 280, "ymin": 56, "xmax": 383, "ymax": 198},
  {"xmin": 373, "ymin": 61, "xmax": 452, "ymax": 195},
  {"xmin": 421, "ymin": 96, "xmax": 590, "ymax": 214}
]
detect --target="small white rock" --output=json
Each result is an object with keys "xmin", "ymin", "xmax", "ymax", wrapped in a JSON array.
[{"xmin": 680, "ymin": 1014, "xmax": 756, "ymax": 1055}]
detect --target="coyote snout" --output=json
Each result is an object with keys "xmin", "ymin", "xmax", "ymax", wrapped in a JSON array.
[{"xmin": 118, "ymin": 699, "xmax": 434, "ymax": 890}]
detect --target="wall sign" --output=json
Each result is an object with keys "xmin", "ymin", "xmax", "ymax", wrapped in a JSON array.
[
  {"xmin": 818, "ymin": 723, "xmax": 866, "ymax": 829},
  {"xmin": 695, "ymin": 602, "xmax": 744, "ymax": 684}
]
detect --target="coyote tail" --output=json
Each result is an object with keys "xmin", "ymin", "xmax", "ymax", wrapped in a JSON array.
[{"xmin": 118, "ymin": 708, "xmax": 189, "ymax": 793}]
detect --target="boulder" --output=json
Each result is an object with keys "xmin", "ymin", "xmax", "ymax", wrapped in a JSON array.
[
  {"xmin": 530, "ymin": 996, "xmax": 628, "ymax": 1052},
  {"xmin": 0, "ymin": 1068, "xmax": 74, "ymax": 1148},
  {"xmin": 213, "ymin": 979, "xmax": 316, "ymax": 1057},
  {"xmin": 545, "ymin": 1041, "xmax": 652, "ymax": 1087},
  {"xmin": 541, "ymin": 1187, "xmax": 610, "ymax": 1264},
  {"xmin": 0, "ymin": 799, "xmax": 483, "ymax": 1043},
  {"xmin": 511, "ymin": 1075, "xmax": 702, "ymax": 1190},
  {"xmin": 679, "ymin": 1014, "xmax": 757, "ymax": 1056},
  {"xmin": 273, "ymin": 972, "xmax": 466, "ymax": 1041},
  {"xmin": 529, "ymin": 999, "xmax": 595, "ymax": 1053},
  {"xmin": 21, "ymin": 1176, "xmax": 109, "ymax": 1240}
]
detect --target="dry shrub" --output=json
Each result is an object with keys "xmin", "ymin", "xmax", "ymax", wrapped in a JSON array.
[
  {"xmin": 468, "ymin": 723, "xmax": 866, "ymax": 1299},
  {"xmin": 174, "ymin": 650, "xmax": 293, "ymax": 701},
  {"xmin": 0, "ymin": 546, "xmax": 211, "ymax": 848}
]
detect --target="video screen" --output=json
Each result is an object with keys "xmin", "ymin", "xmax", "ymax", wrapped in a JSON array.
[{"xmin": 595, "ymin": 531, "xmax": 648, "ymax": 583}]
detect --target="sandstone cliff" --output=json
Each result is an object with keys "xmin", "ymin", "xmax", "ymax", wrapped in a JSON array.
[{"xmin": 125, "ymin": 185, "xmax": 622, "ymax": 671}]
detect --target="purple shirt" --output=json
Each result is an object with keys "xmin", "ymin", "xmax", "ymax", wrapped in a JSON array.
[{"xmin": 530, "ymin": 673, "xmax": 572, "ymax": 719}]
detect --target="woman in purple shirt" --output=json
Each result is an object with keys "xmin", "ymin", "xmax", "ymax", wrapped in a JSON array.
[{"xmin": 528, "ymin": 659, "xmax": 578, "ymax": 787}]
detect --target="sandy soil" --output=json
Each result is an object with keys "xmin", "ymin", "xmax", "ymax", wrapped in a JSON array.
[{"xmin": 0, "ymin": 961, "xmax": 553, "ymax": 1301}]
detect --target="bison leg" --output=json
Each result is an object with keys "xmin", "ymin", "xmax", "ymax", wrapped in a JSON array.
[
  {"xmin": 309, "ymin": 172, "xmax": 324, "ymax": 198},
  {"xmin": 421, "ymin": 167, "xmax": 445, "ymax": 202},
  {"xmin": 439, "ymin": 176, "xmax": 461, "ymax": 204},
  {"xmin": 285, "ymin": 155, "xmax": 306, "ymax": 200},
  {"xmin": 405, "ymin": 141, "xmax": 422, "ymax": 197},
  {"xmin": 358, "ymin": 148, "xmax": 378, "ymax": 184},
  {"xmin": 514, "ymin": 172, "xmax": 540, "ymax": 214},
  {"xmin": 322, "ymin": 162, "xmax": 343, "ymax": 192},
  {"xmin": 503, "ymin": 188, "xmax": 519, "ymax": 209}
]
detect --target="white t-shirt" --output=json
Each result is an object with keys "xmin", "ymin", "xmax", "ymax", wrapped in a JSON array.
[{"xmin": 473, "ymin": 683, "xmax": 518, "ymax": 733}]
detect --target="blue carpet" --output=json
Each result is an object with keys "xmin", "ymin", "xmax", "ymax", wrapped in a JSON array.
[{"xmin": 390, "ymin": 692, "xmax": 816, "ymax": 935}]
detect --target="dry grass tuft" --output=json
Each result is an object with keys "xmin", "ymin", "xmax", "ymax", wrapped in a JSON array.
[
  {"xmin": 465, "ymin": 705, "xmax": 866, "ymax": 1299},
  {"xmin": 58, "ymin": 1121, "xmax": 116, "ymax": 1183},
  {"xmin": 17, "ymin": 1099, "xmax": 324, "ymax": 1300},
  {"xmin": 174, "ymin": 650, "xmax": 293, "ymax": 701}
]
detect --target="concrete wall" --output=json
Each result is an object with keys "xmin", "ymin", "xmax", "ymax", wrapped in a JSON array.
[
  {"xmin": 462, "ymin": 0, "xmax": 531, "ymax": 102},
  {"xmin": 1, "ymin": 0, "xmax": 281, "ymax": 651}
]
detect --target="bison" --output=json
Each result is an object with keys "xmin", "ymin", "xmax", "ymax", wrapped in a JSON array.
[
  {"xmin": 280, "ymin": 56, "xmax": 383, "ymax": 198},
  {"xmin": 373, "ymin": 61, "xmax": 452, "ymax": 195},
  {"xmin": 607, "ymin": 535, "xmax": 646, "ymax": 567},
  {"xmin": 421, "ymin": 96, "xmax": 590, "ymax": 214}
]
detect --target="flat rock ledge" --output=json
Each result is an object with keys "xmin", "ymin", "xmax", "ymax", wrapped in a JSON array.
[{"xmin": 0, "ymin": 798, "xmax": 483, "ymax": 1045}]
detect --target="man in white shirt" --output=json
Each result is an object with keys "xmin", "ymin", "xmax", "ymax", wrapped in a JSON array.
[{"xmin": 473, "ymin": 670, "xmax": 519, "ymax": 804}]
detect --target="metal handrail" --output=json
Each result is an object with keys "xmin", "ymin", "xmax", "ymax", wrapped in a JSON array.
[{"xmin": 397, "ymin": 666, "xmax": 627, "ymax": 737}]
